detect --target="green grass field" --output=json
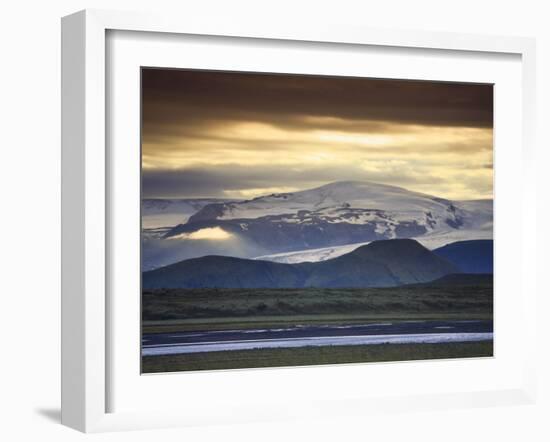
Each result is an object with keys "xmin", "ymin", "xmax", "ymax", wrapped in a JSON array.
[
  {"xmin": 142, "ymin": 341, "xmax": 494, "ymax": 373},
  {"xmin": 142, "ymin": 284, "xmax": 492, "ymax": 333}
]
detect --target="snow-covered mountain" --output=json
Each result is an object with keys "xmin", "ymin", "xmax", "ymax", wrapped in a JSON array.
[
  {"xmin": 142, "ymin": 181, "xmax": 492, "ymax": 269},
  {"xmin": 184, "ymin": 181, "xmax": 491, "ymax": 235},
  {"xmin": 188, "ymin": 181, "xmax": 464, "ymax": 228},
  {"xmin": 142, "ymin": 198, "xmax": 235, "ymax": 229},
  {"xmin": 167, "ymin": 181, "xmax": 491, "ymax": 245}
]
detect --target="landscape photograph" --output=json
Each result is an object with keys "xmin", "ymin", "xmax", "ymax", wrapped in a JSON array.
[{"xmin": 140, "ymin": 68, "xmax": 494, "ymax": 373}]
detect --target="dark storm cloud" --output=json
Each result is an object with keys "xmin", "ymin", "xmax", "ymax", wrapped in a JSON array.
[
  {"xmin": 141, "ymin": 68, "xmax": 493, "ymax": 200},
  {"xmin": 142, "ymin": 68, "xmax": 493, "ymax": 131}
]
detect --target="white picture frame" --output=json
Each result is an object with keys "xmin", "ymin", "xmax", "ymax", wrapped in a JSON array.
[{"xmin": 61, "ymin": 9, "xmax": 538, "ymax": 433}]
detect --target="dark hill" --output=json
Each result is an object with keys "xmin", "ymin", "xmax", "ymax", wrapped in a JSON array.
[
  {"xmin": 141, "ymin": 255, "xmax": 306, "ymax": 289},
  {"xmin": 433, "ymin": 240, "xmax": 493, "ymax": 274},
  {"xmin": 299, "ymin": 238, "xmax": 458, "ymax": 287},
  {"xmin": 405, "ymin": 273, "xmax": 493, "ymax": 287},
  {"xmin": 142, "ymin": 239, "xmax": 459, "ymax": 289}
]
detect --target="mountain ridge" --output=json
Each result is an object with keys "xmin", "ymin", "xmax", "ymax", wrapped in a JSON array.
[
  {"xmin": 165, "ymin": 181, "xmax": 491, "ymax": 254},
  {"xmin": 142, "ymin": 238, "xmax": 459, "ymax": 289},
  {"xmin": 142, "ymin": 181, "xmax": 492, "ymax": 270},
  {"xmin": 433, "ymin": 240, "xmax": 493, "ymax": 274}
]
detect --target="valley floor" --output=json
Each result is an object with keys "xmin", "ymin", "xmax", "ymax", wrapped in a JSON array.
[
  {"xmin": 142, "ymin": 340, "xmax": 493, "ymax": 373},
  {"xmin": 141, "ymin": 282, "xmax": 493, "ymax": 373}
]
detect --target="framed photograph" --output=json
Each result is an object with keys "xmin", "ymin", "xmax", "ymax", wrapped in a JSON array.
[
  {"xmin": 61, "ymin": 9, "xmax": 537, "ymax": 432},
  {"xmin": 140, "ymin": 68, "xmax": 496, "ymax": 374}
]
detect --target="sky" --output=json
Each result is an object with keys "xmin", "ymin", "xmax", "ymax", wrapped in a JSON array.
[{"xmin": 141, "ymin": 68, "xmax": 493, "ymax": 200}]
